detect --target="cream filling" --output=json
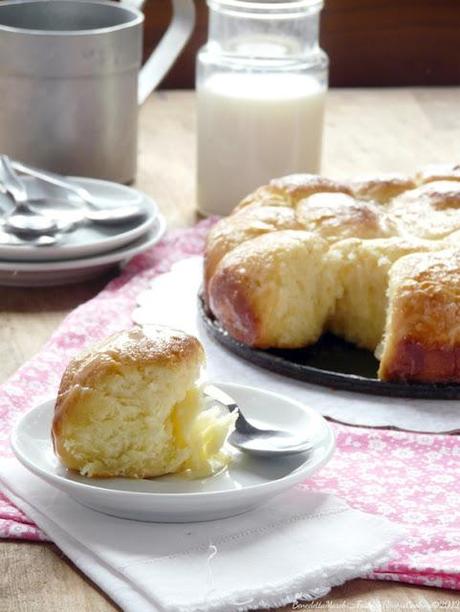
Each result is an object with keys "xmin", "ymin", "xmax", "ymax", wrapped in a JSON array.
[{"xmin": 170, "ymin": 386, "xmax": 237, "ymax": 479}]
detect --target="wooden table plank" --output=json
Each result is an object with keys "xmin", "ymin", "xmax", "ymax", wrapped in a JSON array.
[{"xmin": 1, "ymin": 89, "xmax": 459, "ymax": 611}]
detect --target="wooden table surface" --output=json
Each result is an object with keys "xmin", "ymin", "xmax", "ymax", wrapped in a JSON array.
[{"xmin": 1, "ymin": 89, "xmax": 460, "ymax": 611}]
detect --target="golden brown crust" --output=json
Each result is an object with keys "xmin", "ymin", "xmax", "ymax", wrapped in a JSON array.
[
  {"xmin": 296, "ymin": 192, "xmax": 397, "ymax": 241},
  {"xmin": 269, "ymin": 173, "xmax": 353, "ymax": 201},
  {"xmin": 388, "ymin": 181, "xmax": 460, "ymax": 240},
  {"xmin": 209, "ymin": 265, "xmax": 261, "ymax": 346},
  {"xmin": 52, "ymin": 326, "xmax": 205, "ymax": 447},
  {"xmin": 350, "ymin": 174, "xmax": 417, "ymax": 203},
  {"xmin": 204, "ymin": 206, "xmax": 300, "ymax": 297},
  {"xmin": 233, "ymin": 185, "xmax": 292, "ymax": 213},
  {"xmin": 209, "ymin": 230, "xmax": 335, "ymax": 349},
  {"xmin": 233, "ymin": 174, "xmax": 353, "ymax": 214},
  {"xmin": 56, "ymin": 326, "xmax": 203, "ymax": 395},
  {"xmin": 378, "ymin": 251, "xmax": 460, "ymax": 382},
  {"xmin": 379, "ymin": 340, "xmax": 460, "ymax": 383},
  {"xmin": 442, "ymin": 228, "xmax": 460, "ymax": 245},
  {"xmin": 417, "ymin": 163, "xmax": 460, "ymax": 185}
]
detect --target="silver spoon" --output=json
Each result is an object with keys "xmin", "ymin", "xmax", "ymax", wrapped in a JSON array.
[
  {"xmin": 28, "ymin": 199, "xmax": 147, "ymax": 227},
  {"xmin": 1, "ymin": 158, "xmax": 145, "ymax": 235},
  {"xmin": 0, "ymin": 156, "xmax": 60, "ymax": 236},
  {"xmin": 203, "ymin": 384, "xmax": 314, "ymax": 458},
  {"xmin": 12, "ymin": 160, "xmax": 144, "ymax": 212},
  {"xmin": 4, "ymin": 212, "xmax": 67, "ymax": 237},
  {"xmin": 0, "ymin": 229, "xmax": 61, "ymax": 247},
  {"xmin": 2, "ymin": 198, "xmax": 145, "ymax": 236}
]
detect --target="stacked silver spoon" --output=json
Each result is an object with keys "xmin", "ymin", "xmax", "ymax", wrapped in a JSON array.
[
  {"xmin": 0, "ymin": 155, "xmax": 147, "ymax": 247},
  {"xmin": 0, "ymin": 156, "xmax": 164, "ymax": 287}
]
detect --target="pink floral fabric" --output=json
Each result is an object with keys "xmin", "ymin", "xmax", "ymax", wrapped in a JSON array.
[{"xmin": 0, "ymin": 219, "xmax": 459, "ymax": 591}]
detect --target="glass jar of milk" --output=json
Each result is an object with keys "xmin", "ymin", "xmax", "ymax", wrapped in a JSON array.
[{"xmin": 196, "ymin": 0, "xmax": 328, "ymax": 216}]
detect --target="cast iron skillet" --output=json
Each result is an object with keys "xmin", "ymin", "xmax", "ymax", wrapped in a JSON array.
[{"xmin": 199, "ymin": 295, "xmax": 460, "ymax": 400}]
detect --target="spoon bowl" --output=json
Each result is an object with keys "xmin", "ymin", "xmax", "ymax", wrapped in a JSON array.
[
  {"xmin": 4, "ymin": 212, "xmax": 60, "ymax": 236},
  {"xmin": 1, "ymin": 198, "xmax": 146, "ymax": 238},
  {"xmin": 0, "ymin": 228, "xmax": 62, "ymax": 247},
  {"xmin": 28, "ymin": 199, "xmax": 147, "ymax": 226},
  {"xmin": 228, "ymin": 429, "xmax": 314, "ymax": 457},
  {"xmin": 203, "ymin": 384, "xmax": 314, "ymax": 458}
]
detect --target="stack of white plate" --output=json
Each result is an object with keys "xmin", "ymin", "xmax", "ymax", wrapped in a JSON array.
[{"xmin": 0, "ymin": 177, "xmax": 166, "ymax": 287}]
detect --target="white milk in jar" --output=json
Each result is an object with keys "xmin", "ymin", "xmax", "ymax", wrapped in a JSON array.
[
  {"xmin": 197, "ymin": 71, "xmax": 326, "ymax": 216},
  {"xmin": 196, "ymin": 0, "xmax": 329, "ymax": 216}
]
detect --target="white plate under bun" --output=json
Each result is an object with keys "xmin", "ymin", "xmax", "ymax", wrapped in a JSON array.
[{"xmin": 11, "ymin": 382, "xmax": 334, "ymax": 522}]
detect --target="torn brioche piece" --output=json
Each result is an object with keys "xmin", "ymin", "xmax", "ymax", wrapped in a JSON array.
[
  {"xmin": 208, "ymin": 230, "xmax": 341, "ymax": 349},
  {"xmin": 328, "ymin": 237, "xmax": 445, "ymax": 351},
  {"xmin": 378, "ymin": 250, "xmax": 460, "ymax": 382},
  {"xmin": 52, "ymin": 326, "xmax": 235, "ymax": 479},
  {"xmin": 204, "ymin": 205, "xmax": 300, "ymax": 299}
]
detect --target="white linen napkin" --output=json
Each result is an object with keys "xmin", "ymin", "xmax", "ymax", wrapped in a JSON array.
[
  {"xmin": 134, "ymin": 257, "xmax": 460, "ymax": 434},
  {"xmin": 0, "ymin": 458, "xmax": 403, "ymax": 612}
]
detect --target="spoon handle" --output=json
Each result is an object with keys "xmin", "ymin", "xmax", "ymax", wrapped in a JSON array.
[
  {"xmin": 203, "ymin": 384, "xmax": 239, "ymax": 412},
  {"xmin": 0, "ymin": 156, "xmax": 29, "ymax": 208},
  {"xmin": 12, "ymin": 160, "xmax": 94, "ymax": 208},
  {"xmin": 0, "ymin": 229, "xmax": 60, "ymax": 246},
  {"xmin": 203, "ymin": 384, "xmax": 262, "ymax": 435}
]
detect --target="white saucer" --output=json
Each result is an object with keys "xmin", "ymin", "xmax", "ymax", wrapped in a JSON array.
[
  {"xmin": 11, "ymin": 382, "xmax": 335, "ymax": 522},
  {"xmin": 0, "ymin": 177, "xmax": 158, "ymax": 262},
  {"xmin": 0, "ymin": 213, "xmax": 166, "ymax": 287}
]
